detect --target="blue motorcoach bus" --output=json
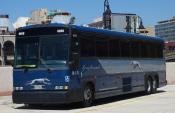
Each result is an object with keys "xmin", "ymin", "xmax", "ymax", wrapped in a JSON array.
[{"xmin": 13, "ymin": 24, "xmax": 167, "ymax": 107}]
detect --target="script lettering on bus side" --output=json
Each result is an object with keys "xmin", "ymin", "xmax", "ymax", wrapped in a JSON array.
[{"xmin": 81, "ymin": 65, "xmax": 101, "ymax": 74}]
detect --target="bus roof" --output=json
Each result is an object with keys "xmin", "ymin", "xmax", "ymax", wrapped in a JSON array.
[{"xmin": 19, "ymin": 23, "xmax": 164, "ymax": 42}]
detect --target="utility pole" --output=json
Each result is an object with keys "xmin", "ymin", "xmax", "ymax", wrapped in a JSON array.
[
  {"xmin": 138, "ymin": 16, "xmax": 145, "ymax": 29},
  {"xmin": 1, "ymin": 30, "xmax": 5, "ymax": 66},
  {"xmin": 103, "ymin": 0, "xmax": 112, "ymax": 30}
]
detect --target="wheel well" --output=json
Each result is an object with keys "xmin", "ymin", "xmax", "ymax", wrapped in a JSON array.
[
  {"xmin": 148, "ymin": 75, "xmax": 153, "ymax": 81},
  {"xmin": 154, "ymin": 75, "xmax": 159, "ymax": 87},
  {"xmin": 145, "ymin": 75, "xmax": 153, "ymax": 81},
  {"xmin": 146, "ymin": 74, "xmax": 159, "ymax": 87},
  {"xmin": 86, "ymin": 82, "xmax": 95, "ymax": 98}
]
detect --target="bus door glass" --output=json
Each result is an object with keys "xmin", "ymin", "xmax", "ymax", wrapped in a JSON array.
[{"xmin": 71, "ymin": 34, "xmax": 80, "ymax": 70}]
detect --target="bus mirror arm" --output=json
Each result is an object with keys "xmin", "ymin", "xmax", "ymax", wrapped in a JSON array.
[
  {"xmin": 24, "ymin": 68, "xmax": 28, "ymax": 73},
  {"xmin": 47, "ymin": 68, "xmax": 52, "ymax": 73},
  {"xmin": 68, "ymin": 61, "xmax": 74, "ymax": 65},
  {"xmin": 39, "ymin": 59, "xmax": 52, "ymax": 73},
  {"xmin": 68, "ymin": 61, "xmax": 77, "ymax": 70}
]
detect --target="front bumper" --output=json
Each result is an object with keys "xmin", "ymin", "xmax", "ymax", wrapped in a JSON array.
[{"xmin": 13, "ymin": 90, "xmax": 82, "ymax": 104}]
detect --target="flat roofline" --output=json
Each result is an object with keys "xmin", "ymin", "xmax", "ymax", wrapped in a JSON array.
[
  {"xmin": 158, "ymin": 18, "xmax": 175, "ymax": 24},
  {"xmin": 112, "ymin": 13, "xmax": 136, "ymax": 15}
]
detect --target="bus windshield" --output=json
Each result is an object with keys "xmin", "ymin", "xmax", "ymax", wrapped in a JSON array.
[
  {"xmin": 15, "ymin": 35, "xmax": 69, "ymax": 68},
  {"xmin": 40, "ymin": 35, "xmax": 69, "ymax": 68},
  {"xmin": 15, "ymin": 37, "xmax": 39, "ymax": 68}
]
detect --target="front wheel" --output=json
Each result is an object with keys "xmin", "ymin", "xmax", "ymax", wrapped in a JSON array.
[{"xmin": 82, "ymin": 85, "xmax": 94, "ymax": 107}]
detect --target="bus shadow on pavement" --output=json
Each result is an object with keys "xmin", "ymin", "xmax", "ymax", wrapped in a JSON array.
[
  {"xmin": 15, "ymin": 90, "xmax": 166, "ymax": 110},
  {"xmin": 94, "ymin": 90, "xmax": 166, "ymax": 106}
]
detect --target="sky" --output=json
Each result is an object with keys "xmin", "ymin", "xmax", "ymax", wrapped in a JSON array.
[{"xmin": 0, "ymin": 0, "xmax": 175, "ymax": 26}]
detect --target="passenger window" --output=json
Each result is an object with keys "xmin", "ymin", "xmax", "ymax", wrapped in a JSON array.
[
  {"xmin": 130, "ymin": 41, "xmax": 140, "ymax": 58},
  {"xmin": 109, "ymin": 39, "xmax": 121, "ymax": 57},
  {"xmin": 120, "ymin": 40, "xmax": 130, "ymax": 57},
  {"xmin": 80, "ymin": 38, "xmax": 95, "ymax": 57},
  {"xmin": 96, "ymin": 40, "xmax": 109, "ymax": 57}
]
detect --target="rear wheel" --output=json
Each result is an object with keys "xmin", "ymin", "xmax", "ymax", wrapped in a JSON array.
[
  {"xmin": 145, "ymin": 77, "xmax": 153, "ymax": 94},
  {"xmin": 152, "ymin": 77, "xmax": 158, "ymax": 93},
  {"xmin": 82, "ymin": 85, "xmax": 94, "ymax": 107}
]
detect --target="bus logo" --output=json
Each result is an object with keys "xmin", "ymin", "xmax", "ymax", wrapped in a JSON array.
[
  {"xmin": 26, "ymin": 78, "xmax": 51, "ymax": 86},
  {"xmin": 130, "ymin": 61, "xmax": 143, "ymax": 70},
  {"xmin": 65, "ymin": 76, "xmax": 70, "ymax": 82}
]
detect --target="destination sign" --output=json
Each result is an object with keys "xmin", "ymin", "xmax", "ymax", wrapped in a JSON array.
[{"xmin": 16, "ymin": 27, "xmax": 69, "ymax": 37}]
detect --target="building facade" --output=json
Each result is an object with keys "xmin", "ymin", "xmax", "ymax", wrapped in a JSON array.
[
  {"xmin": 88, "ymin": 13, "xmax": 144, "ymax": 34},
  {"xmin": 155, "ymin": 16, "xmax": 175, "ymax": 53},
  {"xmin": 27, "ymin": 9, "xmax": 73, "ymax": 25},
  {"xmin": 27, "ymin": 8, "xmax": 48, "ymax": 25},
  {"xmin": 139, "ymin": 27, "xmax": 155, "ymax": 36},
  {"xmin": 0, "ymin": 34, "xmax": 15, "ymax": 66},
  {"xmin": 0, "ymin": 15, "xmax": 15, "ymax": 66}
]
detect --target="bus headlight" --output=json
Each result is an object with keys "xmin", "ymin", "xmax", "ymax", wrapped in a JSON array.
[
  {"xmin": 55, "ymin": 86, "xmax": 69, "ymax": 90},
  {"xmin": 14, "ymin": 87, "xmax": 23, "ymax": 91}
]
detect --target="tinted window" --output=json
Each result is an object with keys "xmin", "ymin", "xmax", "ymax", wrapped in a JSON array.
[
  {"xmin": 109, "ymin": 39, "xmax": 121, "ymax": 57},
  {"xmin": 141, "ymin": 42, "xmax": 149, "ymax": 58},
  {"xmin": 153, "ymin": 43, "xmax": 163, "ymax": 58},
  {"xmin": 158, "ymin": 44, "xmax": 163, "ymax": 58},
  {"xmin": 96, "ymin": 39, "xmax": 109, "ymax": 57},
  {"xmin": 120, "ymin": 40, "xmax": 130, "ymax": 57},
  {"xmin": 130, "ymin": 41, "xmax": 140, "ymax": 58},
  {"xmin": 80, "ymin": 38, "xmax": 95, "ymax": 57},
  {"xmin": 15, "ymin": 37, "xmax": 39, "ymax": 68},
  {"xmin": 40, "ymin": 35, "xmax": 69, "ymax": 66},
  {"xmin": 140, "ymin": 42, "xmax": 163, "ymax": 58},
  {"xmin": 149, "ymin": 43, "xmax": 157, "ymax": 58}
]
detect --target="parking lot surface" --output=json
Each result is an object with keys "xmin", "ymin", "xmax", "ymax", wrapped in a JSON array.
[{"xmin": 0, "ymin": 85, "xmax": 174, "ymax": 113}]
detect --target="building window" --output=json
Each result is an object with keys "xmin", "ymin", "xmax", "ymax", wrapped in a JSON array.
[
  {"xmin": 3, "ymin": 41, "xmax": 14, "ymax": 66},
  {"xmin": 3, "ymin": 41, "xmax": 14, "ymax": 56}
]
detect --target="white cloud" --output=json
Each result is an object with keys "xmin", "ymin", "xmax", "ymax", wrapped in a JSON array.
[{"xmin": 13, "ymin": 17, "xmax": 29, "ymax": 29}]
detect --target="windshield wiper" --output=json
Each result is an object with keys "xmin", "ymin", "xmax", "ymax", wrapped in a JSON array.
[
  {"xmin": 16, "ymin": 65, "xmax": 37, "ymax": 68},
  {"xmin": 15, "ymin": 65, "xmax": 37, "ymax": 73}
]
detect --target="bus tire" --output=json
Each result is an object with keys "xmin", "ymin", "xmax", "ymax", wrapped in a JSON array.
[
  {"xmin": 152, "ymin": 76, "xmax": 158, "ymax": 93},
  {"xmin": 82, "ymin": 85, "xmax": 94, "ymax": 107},
  {"xmin": 145, "ymin": 77, "xmax": 153, "ymax": 94}
]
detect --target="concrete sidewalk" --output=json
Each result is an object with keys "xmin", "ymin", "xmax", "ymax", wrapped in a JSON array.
[
  {"xmin": 0, "ymin": 66, "xmax": 13, "ymax": 96},
  {"xmin": 166, "ymin": 62, "xmax": 175, "ymax": 84},
  {"xmin": 0, "ymin": 92, "xmax": 12, "ymax": 96}
]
